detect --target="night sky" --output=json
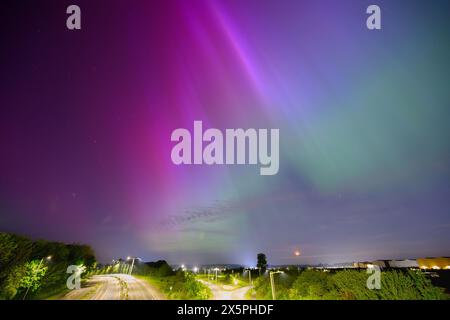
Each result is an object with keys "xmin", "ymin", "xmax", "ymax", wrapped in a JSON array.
[{"xmin": 1, "ymin": 0, "xmax": 449, "ymax": 266}]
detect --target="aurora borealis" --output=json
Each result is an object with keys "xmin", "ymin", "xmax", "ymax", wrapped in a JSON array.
[{"xmin": 1, "ymin": 0, "xmax": 449, "ymax": 265}]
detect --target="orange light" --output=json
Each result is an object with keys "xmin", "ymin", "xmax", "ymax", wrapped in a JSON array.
[{"xmin": 294, "ymin": 250, "xmax": 300, "ymax": 256}]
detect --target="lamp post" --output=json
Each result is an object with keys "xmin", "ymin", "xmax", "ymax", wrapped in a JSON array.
[
  {"xmin": 213, "ymin": 268, "xmax": 219, "ymax": 282},
  {"xmin": 269, "ymin": 270, "xmax": 283, "ymax": 300},
  {"xmin": 37, "ymin": 255, "xmax": 52, "ymax": 270},
  {"xmin": 127, "ymin": 256, "xmax": 140, "ymax": 275},
  {"xmin": 245, "ymin": 268, "xmax": 252, "ymax": 285},
  {"xmin": 23, "ymin": 255, "xmax": 52, "ymax": 300}
]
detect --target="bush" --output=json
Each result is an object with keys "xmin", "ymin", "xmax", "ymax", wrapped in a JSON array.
[
  {"xmin": 289, "ymin": 270, "xmax": 337, "ymax": 300},
  {"xmin": 253, "ymin": 272, "xmax": 294, "ymax": 300},
  {"xmin": 333, "ymin": 269, "xmax": 448, "ymax": 300},
  {"xmin": 251, "ymin": 268, "xmax": 448, "ymax": 300}
]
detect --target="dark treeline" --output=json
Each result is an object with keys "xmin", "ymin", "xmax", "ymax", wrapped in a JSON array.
[{"xmin": 0, "ymin": 232, "xmax": 96, "ymax": 299}]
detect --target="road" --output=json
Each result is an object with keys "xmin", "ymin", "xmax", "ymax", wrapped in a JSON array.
[
  {"xmin": 62, "ymin": 274, "xmax": 163, "ymax": 300},
  {"xmin": 198, "ymin": 280, "xmax": 252, "ymax": 300}
]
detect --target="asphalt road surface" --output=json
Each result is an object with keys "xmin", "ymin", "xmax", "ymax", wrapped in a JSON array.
[
  {"xmin": 62, "ymin": 274, "xmax": 163, "ymax": 300},
  {"xmin": 198, "ymin": 280, "xmax": 252, "ymax": 300}
]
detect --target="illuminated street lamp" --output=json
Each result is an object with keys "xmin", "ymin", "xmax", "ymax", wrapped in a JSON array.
[
  {"xmin": 127, "ymin": 256, "xmax": 140, "ymax": 275},
  {"xmin": 193, "ymin": 266, "xmax": 198, "ymax": 273},
  {"xmin": 213, "ymin": 268, "xmax": 219, "ymax": 281},
  {"xmin": 244, "ymin": 268, "xmax": 253, "ymax": 285},
  {"xmin": 269, "ymin": 270, "xmax": 284, "ymax": 300}
]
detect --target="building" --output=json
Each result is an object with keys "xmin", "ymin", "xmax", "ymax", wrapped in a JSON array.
[
  {"xmin": 417, "ymin": 257, "xmax": 450, "ymax": 270},
  {"xmin": 353, "ymin": 260, "xmax": 387, "ymax": 269},
  {"xmin": 353, "ymin": 261, "xmax": 371, "ymax": 268},
  {"xmin": 388, "ymin": 259, "xmax": 419, "ymax": 268},
  {"xmin": 371, "ymin": 260, "xmax": 388, "ymax": 268}
]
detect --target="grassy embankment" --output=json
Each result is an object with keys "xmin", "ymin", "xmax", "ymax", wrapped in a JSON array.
[{"xmin": 135, "ymin": 273, "xmax": 212, "ymax": 300}]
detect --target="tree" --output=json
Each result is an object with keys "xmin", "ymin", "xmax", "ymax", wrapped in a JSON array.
[
  {"xmin": 257, "ymin": 253, "xmax": 268, "ymax": 273},
  {"xmin": 0, "ymin": 232, "xmax": 97, "ymax": 299},
  {"xmin": 157, "ymin": 262, "xmax": 175, "ymax": 277},
  {"xmin": 0, "ymin": 233, "xmax": 33, "ymax": 299},
  {"xmin": 66, "ymin": 244, "xmax": 96, "ymax": 267},
  {"xmin": 19, "ymin": 260, "xmax": 48, "ymax": 298}
]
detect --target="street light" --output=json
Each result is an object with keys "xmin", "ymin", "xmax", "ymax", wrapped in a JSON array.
[
  {"xmin": 193, "ymin": 267, "xmax": 198, "ymax": 273},
  {"xmin": 269, "ymin": 270, "xmax": 283, "ymax": 300},
  {"xmin": 245, "ymin": 268, "xmax": 253, "ymax": 285},
  {"xmin": 213, "ymin": 268, "xmax": 219, "ymax": 282},
  {"xmin": 127, "ymin": 257, "xmax": 140, "ymax": 275}
]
